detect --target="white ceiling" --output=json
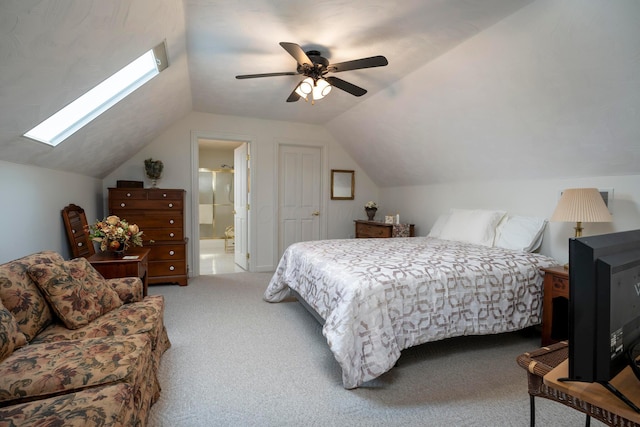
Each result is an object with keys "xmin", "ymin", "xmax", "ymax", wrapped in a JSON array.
[
  {"xmin": 1, "ymin": 0, "xmax": 639, "ymax": 184},
  {"xmin": 185, "ymin": 0, "xmax": 535, "ymax": 124}
]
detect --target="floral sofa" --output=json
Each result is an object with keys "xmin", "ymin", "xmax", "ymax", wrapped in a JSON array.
[{"xmin": 0, "ymin": 251, "xmax": 170, "ymax": 426}]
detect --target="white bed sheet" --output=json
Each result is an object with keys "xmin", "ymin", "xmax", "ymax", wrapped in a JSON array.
[{"xmin": 264, "ymin": 236, "xmax": 558, "ymax": 388}]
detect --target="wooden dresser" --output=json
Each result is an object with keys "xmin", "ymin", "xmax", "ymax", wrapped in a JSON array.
[
  {"xmin": 354, "ymin": 220, "xmax": 415, "ymax": 238},
  {"xmin": 109, "ymin": 188, "xmax": 188, "ymax": 286}
]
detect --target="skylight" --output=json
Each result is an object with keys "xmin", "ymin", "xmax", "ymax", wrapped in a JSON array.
[{"xmin": 24, "ymin": 42, "xmax": 168, "ymax": 147}]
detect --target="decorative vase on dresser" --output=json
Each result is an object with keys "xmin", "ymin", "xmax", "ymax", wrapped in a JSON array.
[
  {"xmin": 109, "ymin": 188, "xmax": 188, "ymax": 287},
  {"xmin": 365, "ymin": 208, "xmax": 377, "ymax": 221}
]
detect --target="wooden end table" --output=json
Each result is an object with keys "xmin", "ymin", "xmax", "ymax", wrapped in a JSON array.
[
  {"xmin": 541, "ymin": 266, "xmax": 569, "ymax": 346},
  {"xmin": 88, "ymin": 247, "xmax": 150, "ymax": 297}
]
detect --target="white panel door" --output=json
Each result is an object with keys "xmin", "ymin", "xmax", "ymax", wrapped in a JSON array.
[
  {"xmin": 279, "ymin": 145, "xmax": 321, "ymax": 256},
  {"xmin": 234, "ymin": 143, "xmax": 248, "ymax": 270}
]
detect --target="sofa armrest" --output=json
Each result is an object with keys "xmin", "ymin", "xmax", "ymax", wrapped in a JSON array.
[{"xmin": 107, "ymin": 277, "xmax": 144, "ymax": 304}]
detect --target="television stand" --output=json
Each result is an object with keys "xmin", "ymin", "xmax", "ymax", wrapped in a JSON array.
[{"xmin": 544, "ymin": 360, "xmax": 640, "ymax": 424}]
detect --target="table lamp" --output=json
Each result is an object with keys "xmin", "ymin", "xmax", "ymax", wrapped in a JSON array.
[{"xmin": 550, "ymin": 188, "xmax": 612, "ymax": 238}]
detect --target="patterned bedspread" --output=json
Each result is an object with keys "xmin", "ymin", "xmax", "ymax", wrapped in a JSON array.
[{"xmin": 264, "ymin": 237, "xmax": 558, "ymax": 389}]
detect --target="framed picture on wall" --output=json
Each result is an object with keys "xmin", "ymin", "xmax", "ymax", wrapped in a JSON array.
[{"xmin": 330, "ymin": 170, "xmax": 355, "ymax": 200}]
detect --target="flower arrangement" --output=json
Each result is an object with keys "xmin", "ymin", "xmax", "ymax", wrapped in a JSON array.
[
  {"xmin": 145, "ymin": 158, "xmax": 163, "ymax": 188},
  {"xmin": 144, "ymin": 158, "xmax": 163, "ymax": 180},
  {"xmin": 86, "ymin": 215, "xmax": 144, "ymax": 252},
  {"xmin": 365, "ymin": 201, "xmax": 378, "ymax": 209}
]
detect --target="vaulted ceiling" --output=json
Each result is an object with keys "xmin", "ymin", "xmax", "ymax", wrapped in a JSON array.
[{"xmin": 1, "ymin": 0, "xmax": 639, "ymax": 185}]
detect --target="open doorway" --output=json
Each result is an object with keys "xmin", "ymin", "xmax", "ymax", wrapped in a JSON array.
[{"xmin": 197, "ymin": 138, "xmax": 247, "ymax": 275}]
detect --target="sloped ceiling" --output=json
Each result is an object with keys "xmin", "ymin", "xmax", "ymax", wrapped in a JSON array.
[
  {"xmin": 2, "ymin": 0, "xmax": 639, "ymax": 184},
  {"xmin": 0, "ymin": 0, "xmax": 192, "ymax": 178},
  {"xmin": 327, "ymin": 0, "xmax": 640, "ymax": 186}
]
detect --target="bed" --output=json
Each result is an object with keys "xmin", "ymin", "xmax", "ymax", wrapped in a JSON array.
[{"xmin": 263, "ymin": 209, "xmax": 559, "ymax": 389}]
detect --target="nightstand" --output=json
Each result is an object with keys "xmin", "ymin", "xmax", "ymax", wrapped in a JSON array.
[
  {"xmin": 541, "ymin": 266, "xmax": 569, "ymax": 346},
  {"xmin": 354, "ymin": 220, "xmax": 415, "ymax": 238}
]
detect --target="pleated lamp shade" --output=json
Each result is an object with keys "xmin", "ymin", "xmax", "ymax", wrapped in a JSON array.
[{"xmin": 550, "ymin": 188, "xmax": 612, "ymax": 237}]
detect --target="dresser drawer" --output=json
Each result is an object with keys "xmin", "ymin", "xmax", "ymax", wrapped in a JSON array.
[
  {"xmin": 111, "ymin": 211, "xmax": 183, "ymax": 228},
  {"xmin": 148, "ymin": 244, "xmax": 185, "ymax": 261},
  {"xmin": 143, "ymin": 228, "xmax": 184, "ymax": 242},
  {"xmin": 356, "ymin": 223, "xmax": 392, "ymax": 238},
  {"xmin": 149, "ymin": 260, "xmax": 186, "ymax": 276},
  {"xmin": 110, "ymin": 199, "xmax": 183, "ymax": 210},
  {"xmin": 109, "ymin": 189, "xmax": 147, "ymax": 200},
  {"xmin": 552, "ymin": 275, "xmax": 569, "ymax": 296},
  {"xmin": 147, "ymin": 189, "xmax": 184, "ymax": 200}
]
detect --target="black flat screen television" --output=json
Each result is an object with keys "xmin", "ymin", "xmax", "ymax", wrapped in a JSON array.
[{"xmin": 568, "ymin": 229, "xmax": 640, "ymax": 389}]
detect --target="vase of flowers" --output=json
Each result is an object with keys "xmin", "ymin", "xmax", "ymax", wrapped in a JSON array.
[
  {"xmin": 144, "ymin": 158, "xmax": 163, "ymax": 188},
  {"xmin": 86, "ymin": 215, "xmax": 144, "ymax": 254},
  {"xmin": 365, "ymin": 201, "xmax": 378, "ymax": 221}
]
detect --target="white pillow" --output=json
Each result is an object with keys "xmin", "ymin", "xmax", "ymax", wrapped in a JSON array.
[
  {"xmin": 427, "ymin": 213, "xmax": 451, "ymax": 238},
  {"xmin": 438, "ymin": 209, "xmax": 506, "ymax": 247},
  {"xmin": 494, "ymin": 215, "xmax": 547, "ymax": 252}
]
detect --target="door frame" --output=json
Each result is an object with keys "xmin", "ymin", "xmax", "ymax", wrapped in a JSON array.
[{"xmin": 190, "ymin": 131, "xmax": 253, "ymax": 275}]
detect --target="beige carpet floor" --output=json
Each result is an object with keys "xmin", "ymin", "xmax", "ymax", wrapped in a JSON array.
[{"xmin": 147, "ymin": 273, "xmax": 604, "ymax": 426}]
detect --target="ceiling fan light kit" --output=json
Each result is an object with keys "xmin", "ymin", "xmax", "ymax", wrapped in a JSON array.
[
  {"xmin": 313, "ymin": 78, "xmax": 332, "ymax": 100},
  {"xmin": 295, "ymin": 77, "xmax": 332, "ymax": 104},
  {"xmin": 236, "ymin": 42, "xmax": 388, "ymax": 104},
  {"xmin": 296, "ymin": 77, "xmax": 314, "ymax": 96}
]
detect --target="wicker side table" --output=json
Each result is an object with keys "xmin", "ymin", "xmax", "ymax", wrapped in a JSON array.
[{"xmin": 517, "ymin": 341, "xmax": 640, "ymax": 427}]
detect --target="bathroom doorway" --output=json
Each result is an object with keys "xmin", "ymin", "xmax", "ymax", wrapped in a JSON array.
[{"xmin": 198, "ymin": 138, "xmax": 246, "ymax": 275}]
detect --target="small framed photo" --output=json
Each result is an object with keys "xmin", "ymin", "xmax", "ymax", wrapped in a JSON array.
[{"xmin": 385, "ymin": 215, "xmax": 394, "ymax": 224}]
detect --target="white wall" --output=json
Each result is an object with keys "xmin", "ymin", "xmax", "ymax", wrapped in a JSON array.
[
  {"xmin": 103, "ymin": 112, "xmax": 379, "ymax": 273},
  {"xmin": 381, "ymin": 174, "xmax": 640, "ymax": 264},
  {"xmin": 0, "ymin": 160, "xmax": 102, "ymax": 263}
]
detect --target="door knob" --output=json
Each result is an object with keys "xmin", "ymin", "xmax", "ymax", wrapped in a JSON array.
[{"xmin": 312, "ymin": 211, "xmax": 320, "ymax": 216}]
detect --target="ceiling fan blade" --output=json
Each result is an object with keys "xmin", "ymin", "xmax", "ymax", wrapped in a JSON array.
[
  {"xmin": 279, "ymin": 42, "xmax": 313, "ymax": 66},
  {"xmin": 286, "ymin": 85, "xmax": 301, "ymax": 102},
  {"xmin": 328, "ymin": 55, "xmax": 388, "ymax": 73},
  {"xmin": 326, "ymin": 77, "xmax": 367, "ymax": 97},
  {"xmin": 236, "ymin": 72, "xmax": 297, "ymax": 79}
]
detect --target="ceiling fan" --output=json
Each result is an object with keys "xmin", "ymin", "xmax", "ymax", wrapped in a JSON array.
[{"xmin": 235, "ymin": 42, "xmax": 388, "ymax": 103}]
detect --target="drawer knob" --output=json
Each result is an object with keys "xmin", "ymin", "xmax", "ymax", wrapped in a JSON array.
[
  {"xmin": 126, "ymin": 192, "xmax": 131, "ymax": 197},
  {"xmin": 168, "ymin": 203, "xmax": 173, "ymax": 208},
  {"xmin": 77, "ymin": 242, "xmax": 83, "ymax": 247},
  {"xmin": 169, "ymin": 265, "xmax": 175, "ymax": 271},
  {"xmin": 169, "ymin": 219, "xmax": 174, "ymax": 224},
  {"xmin": 169, "ymin": 232, "xmax": 175, "ymax": 237},
  {"xmin": 169, "ymin": 250, "xmax": 175, "ymax": 256},
  {"xmin": 163, "ymin": 193, "xmax": 167, "ymax": 198},
  {"xmin": 120, "ymin": 203, "xmax": 125, "ymax": 207}
]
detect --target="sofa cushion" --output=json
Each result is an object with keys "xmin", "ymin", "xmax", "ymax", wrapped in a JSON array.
[
  {"xmin": 0, "ymin": 299, "xmax": 28, "ymax": 362},
  {"xmin": 28, "ymin": 257, "xmax": 123, "ymax": 329},
  {"xmin": 0, "ymin": 383, "xmax": 136, "ymax": 427},
  {"xmin": 33, "ymin": 295, "xmax": 167, "ymax": 352},
  {"xmin": 0, "ymin": 335, "xmax": 153, "ymax": 407},
  {"xmin": 32, "ymin": 295, "xmax": 170, "ymax": 382},
  {"xmin": 0, "ymin": 251, "xmax": 60, "ymax": 341}
]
